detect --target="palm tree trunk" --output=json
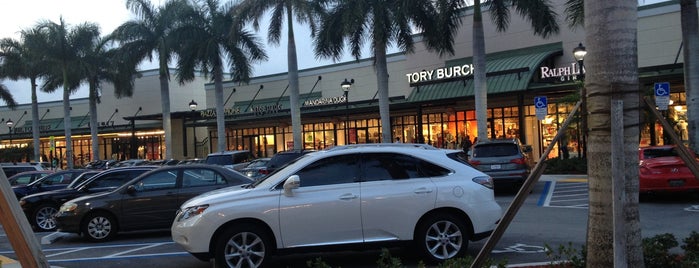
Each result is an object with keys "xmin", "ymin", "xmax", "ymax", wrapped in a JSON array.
[
  {"xmin": 681, "ymin": 0, "xmax": 699, "ymax": 154},
  {"xmin": 214, "ymin": 66, "xmax": 227, "ymax": 152},
  {"xmin": 30, "ymin": 78, "xmax": 41, "ymax": 163},
  {"xmin": 473, "ymin": 0, "xmax": 488, "ymax": 142},
  {"xmin": 375, "ymin": 43, "xmax": 391, "ymax": 143},
  {"xmin": 287, "ymin": 6, "xmax": 302, "ymax": 150},
  {"xmin": 63, "ymin": 68, "xmax": 73, "ymax": 169},
  {"xmin": 585, "ymin": 0, "xmax": 644, "ymax": 266},
  {"xmin": 89, "ymin": 80, "xmax": 99, "ymax": 161},
  {"xmin": 159, "ymin": 55, "xmax": 173, "ymax": 160}
]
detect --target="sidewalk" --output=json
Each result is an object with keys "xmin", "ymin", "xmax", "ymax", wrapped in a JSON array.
[{"xmin": 539, "ymin": 174, "xmax": 588, "ymax": 182}]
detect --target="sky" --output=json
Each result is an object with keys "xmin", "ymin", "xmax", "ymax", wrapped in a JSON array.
[
  {"xmin": 0, "ymin": 0, "xmax": 364, "ymax": 105},
  {"xmin": 0, "ymin": 0, "xmax": 671, "ymax": 105}
]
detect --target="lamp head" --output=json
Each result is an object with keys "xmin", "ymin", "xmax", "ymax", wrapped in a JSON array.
[
  {"xmin": 6, "ymin": 119, "xmax": 13, "ymax": 128},
  {"xmin": 573, "ymin": 43, "xmax": 587, "ymax": 62},
  {"xmin": 189, "ymin": 100, "xmax": 198, "ymax": 111},
  {"xmin": 341, "ymin": 78, "xmax": 354, "ymax": 92}
]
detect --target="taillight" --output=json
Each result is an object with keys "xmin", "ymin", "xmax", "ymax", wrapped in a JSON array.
[
  {"xmin": 469, "ymin": 160, "xmax": 481, "ymax": 166},
  {"xmin": 510, "ymin": 158, "xmax": 527, "ymax": 165},
  {"xmin": 259, "ymin": 169, "xmax": 269, "ymax": 175},
  {"xmin": 639, "ymin": 167, "xmax": 650, "ymax": 175}
]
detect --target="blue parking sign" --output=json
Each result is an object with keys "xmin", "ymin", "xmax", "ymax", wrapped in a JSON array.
[
  {"xmin": 535, "ymin": 96, "xmax": 547, "ymax": 120},
  {"xmin": 654, "ymin": 82, "xmax": 670, "ymax": 110}
]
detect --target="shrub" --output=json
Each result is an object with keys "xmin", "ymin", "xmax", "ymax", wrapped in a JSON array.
[{"xmin": 543, "ymin": 157, "xmax": 586, "ymax": 174}]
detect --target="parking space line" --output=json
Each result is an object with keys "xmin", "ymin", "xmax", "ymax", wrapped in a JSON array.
[
  {"xmin": 105, "ymin": 242, "xmax": 168, "ymax": 257},
  {"xmin": 49, "ymin": 252, "xmax": 190, "ymax": 263},
  {"xmin": 45, "ymin": 248, "xmax": 89, "ymax": 258}
]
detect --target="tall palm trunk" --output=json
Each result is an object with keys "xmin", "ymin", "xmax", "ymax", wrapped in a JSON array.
[
  {"xmin": 89, "ymin": 80, "xmax": 99, "ymax": 161},
  {"xmin": 62, "ymin": 68, "xmax": 74, "ymax": 169},
  {"xmin": 681, "ymin": 0, "xmax": 699, "ymax": 154},
  {"xmin": 473, "ymin": 0, "xmax": 488, "ymax": 142},
  {"xmin": 214, "ymin": 65, "xmax": 226, "ymax": 152},
  {"xmin": 159, "ymin": 51, "xmax": 173, "ymax": 159},
  {"xmin": 287, "ymin": 6, "xmax": 302, "ymax": 150},
  {"xmin": 375, "ymin": 43, "xmax": 390, "ymax": 143},
  {"xmin": 30, "ymin": 77, "xmax": 41, "ymax": 163},
  {"xmin": 584, "ymin": 0, "xmax": 644, "ymax": 266}
]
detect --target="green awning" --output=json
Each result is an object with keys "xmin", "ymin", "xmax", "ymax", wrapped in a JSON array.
[{"xmin": 407, "ymin": 42, "xmax": 563, "ymax": 103}]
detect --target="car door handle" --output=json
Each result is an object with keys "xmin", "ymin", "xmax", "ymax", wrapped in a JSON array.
[
  {"xmin": 414, "ymin": 188, "xmax": 433, "ymax": 194},
  {"xmin": 339, "ymin": 193, "xmax": 358, "ymax": 200}
]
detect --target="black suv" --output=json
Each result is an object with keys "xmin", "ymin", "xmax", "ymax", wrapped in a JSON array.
[
  {"xmin": 468, "ymin": 139, "xmax": 530, "ymax": 188},
  {"xmin": 264, "ymin": 149, "xmax": 315, "ymax": 174},
  {"xmin": 205, "ymin": 150, "xmax": 254, "ymax": 170}
]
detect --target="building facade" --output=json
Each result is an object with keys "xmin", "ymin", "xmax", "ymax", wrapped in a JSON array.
[{"xmin": 0, "ymin": 1, "xmax": 688, "ymax": 167}]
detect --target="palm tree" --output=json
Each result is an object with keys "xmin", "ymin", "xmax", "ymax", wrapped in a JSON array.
[
  {"xmin": 0, "ymin": 82, "xmax": 17, "ymax": 108},
  {"xmin": 680, "ymin": 0, "xmax": 699, "ymax": 154},
  {"xmin": 79, "ymin": 35, "xmax": 140, "ymax": 162},
  {"xmin": 37, "ymin": 18, "xmax": 100, "ymax": 169},
  {"xmin": 112, "ymin": 0, "xmax": 192, "ymax": 160},
  {"xmin": 0, "ymin": 28, "xmax": 45, "ymax": 162},
  {"xmin": 315, "ymin": 0, "xmax": 462, "ymax": 143},
  {"xmin": 236, "ymin": 0, "xmax": 326, "ymax": 150},
  {"xmin": 584, "ymin": 0, "xmax": 644, "ymax": 266},
  {"xmin": 174, "ymin": 0, "xmax": 267, "ymax": 153}
]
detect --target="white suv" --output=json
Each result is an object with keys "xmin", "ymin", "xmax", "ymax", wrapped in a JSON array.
[{"xmin": 171, "ymin": 144, "xmax": 502, "ymax": 267}]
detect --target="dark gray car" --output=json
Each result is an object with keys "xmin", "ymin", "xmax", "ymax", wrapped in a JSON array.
[{"xmin": 468, "ymin": 139, "xmax": 530, "ymax": 189}]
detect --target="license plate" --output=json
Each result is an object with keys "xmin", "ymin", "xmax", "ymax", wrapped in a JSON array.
[
  {"xmin": 491, "ymin": 164, "xmax": 502, "ymax": 170},
  {"xmin": 669, "ymin": 180, "xmax": 685, "ymax": 187}
]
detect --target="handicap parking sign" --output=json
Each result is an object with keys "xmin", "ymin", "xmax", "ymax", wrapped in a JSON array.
[
  {"xmin": 535, "ymin": 96, "xmax": 547, "ymax": 120},
  {"xmin": 654, "ymin": 82, "xmax": 670, "ymax": 110}
]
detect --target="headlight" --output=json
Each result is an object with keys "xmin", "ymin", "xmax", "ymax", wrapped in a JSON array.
[
  {"xmin": 60, "ymin": 202, "xmax": 78, "ymax": 213},
  {"xmin": 177, "ymin": 204, "xmax": 209, "ymax": 222},
  {"xmin": 18, "ymin": 200, "xmax": 26, "ymax": 206}
]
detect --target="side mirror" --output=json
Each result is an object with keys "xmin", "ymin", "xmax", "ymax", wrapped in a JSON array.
[
  {"xmin": 126, "ymin": 185, "xmax": 137, "ymax": 195},
  {"xmin": 283, "ymin": 175, "xmax": 300, "ymax": 197}
]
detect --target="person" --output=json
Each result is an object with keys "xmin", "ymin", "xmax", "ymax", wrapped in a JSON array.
[
  {"xmin": 462, "ymin": 135, "xmax": 473, "ymax": 157},
  {"xmin": 395, "ymin": 137, "xmax": 401, "ymax": 143}
]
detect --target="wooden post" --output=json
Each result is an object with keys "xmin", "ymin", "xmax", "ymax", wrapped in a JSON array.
[
  {"xmin": 470, "ymin": 101, "xmax": 582, "ymax": 268},
  {"xmin": 0, "ymin": 169, "xmax": 50, "ymax": 267},
  {"xmin": 611, "ymin": 99, "xmax": 627, "ymax": 267}
]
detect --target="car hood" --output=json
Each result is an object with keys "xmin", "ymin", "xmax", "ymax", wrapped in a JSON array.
[
  {"xmin": 22, "ymin": 188, "xmax": 79, "ymax": 201},
  {"xmin": 65, "ymin": 190, "xmax": 113, "ymax": 204},
  {"xmin": 180, "ymin": 185, "xmax": 252, "ymax": 208}
]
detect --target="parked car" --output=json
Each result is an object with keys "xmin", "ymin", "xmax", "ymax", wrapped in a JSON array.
[
  {"xmin": 178, "ymin": 158, "xmax": 205, "ymax": 165},
  {"xmin": 238, "ymin": 158, "xmax": 271, "ymax": 180},
  {"xmin": 171, "ymin": 144, "xmax": 502, "ymax": 267},
  {"xmin": 638, "ymin": 145, "xmax": 699, "ymax": 193},
  {"xmin": 13, "ymin": 169, "xmax": 90, "ymax": 200},
  {"xmin": 263, "ymin": 149, "xmax": 315, "ymax": 174},
  {"xmin": 7, "ymin": 170, "xmax": 54, "ymax": 186},
  {"xmin": 468, "ymin": 139, "xmax": 530, "ymax": 189},
  {"xmin": 19, "ymin": 166, "xmax": 158, "ymax": 231},
  {"xmin": 110, "ymin": 159, "xmax": 149, "ymax": 168},
  {"xmin": 205, "ymin": 150, "xmax": 254, "ymax": 170},
  {"xmin": 1, "ymin": 162, "xmax": 45, "ymax": 178},
  {"xmin": 55, "ymin": 164, "xmax": 253, "ymax": 242},
  {"xmin": 65, "ymin": 171, "xmax": 102, "ymax": 190}
]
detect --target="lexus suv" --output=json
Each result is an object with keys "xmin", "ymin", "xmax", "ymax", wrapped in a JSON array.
[{"xmin": 171, "ymin": 144, "xmax": 502, "ymax": 267}]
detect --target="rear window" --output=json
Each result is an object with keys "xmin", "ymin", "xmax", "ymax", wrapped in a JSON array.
[
  {"xmin": 473, "ymin": 144, "xmax": 520, "ymax": 157},
  {"xmin": 642, "ymin": 148, "xmax": 678, "ymax": 159}
]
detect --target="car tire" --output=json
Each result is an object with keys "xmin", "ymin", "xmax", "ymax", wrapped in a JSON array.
[
  {"xmin": 81, "ymin": 212, "xmax": 118, "ymax": 242},
  {"xmin": 415, "ymin": 213, "xmax": 470, "ymax": 263},
  {"xmin": 33, "ymin": 204, "xmax": 59, "ymax": 232},
  {"xmin": 214, "ymin": 223, "xmax": 271, "ymax": 268}
]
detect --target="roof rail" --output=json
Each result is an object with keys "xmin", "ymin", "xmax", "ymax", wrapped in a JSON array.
[{"xmin": 325, "ymin": 143, "xmax": 438, "ymax": 152}]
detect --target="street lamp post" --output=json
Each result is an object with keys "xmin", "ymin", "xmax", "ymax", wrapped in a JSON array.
[
  {"xmin": 573, "ymin": 43, "xmax": 587, "ymax": 159},
  {"xmin": 130, "ymin": 107, "xmax": 142, "ymax": 159},
  {"xmin": 189, "ymin": 100, "xmax": 198, "ymax": 158},
  {"xmin": 341, "ymin": 79, "xmax": 354, "ymax": 145},
  {"xmin": 6, "ymin": 118, "xmax": 14, "ymax": 146}
]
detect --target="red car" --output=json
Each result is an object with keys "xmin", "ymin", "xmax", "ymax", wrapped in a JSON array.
[{"xmin": 638, "ymin": 145, "xmax": 699, "ymax": 193}]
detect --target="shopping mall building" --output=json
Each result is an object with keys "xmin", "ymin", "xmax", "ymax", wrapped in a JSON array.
[{"xmin": 0, "ymin": 1, "xmax": 688, "ymax": 168}]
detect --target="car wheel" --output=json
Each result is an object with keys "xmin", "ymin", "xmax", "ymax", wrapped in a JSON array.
[
  {"xmin": 214, "ymin": 224, "xmax": 271, "ymax": 268},
  {"xmin": 415, "ymin": 213, "xmax": 470, "ymax": 263},
  {"xmin": 33, "ymin": 204, "xmax": 59, "ymax": 232},
  {"xmin": 81, "ymin": 212, "xmax": 117, "ymax": 242}
]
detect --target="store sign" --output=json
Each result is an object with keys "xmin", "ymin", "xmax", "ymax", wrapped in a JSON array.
[
  {"xmin": 540, "ymin": 62, "xmax": 584, "ymax": 82},
  {"xmin": 304, "ymin": 95, "xmax": 347, "ymax": 107},
  {"xmin": 534, "ymin": 96, "xmax": 548, "ymax": 120},
  {"xmin": 200, "ymin": 107, "xmax": 242, "ymax": 118},
  {"xmin": 250, "ymin": 104, "xmax": 282, "ymax": 116},
  {"xmin": 405, "ymin": 64, "xmax": 474, "ymax": 84},
  {"xmin": 654, "ymin": 82, "xmax": 670, "ymax": 110}
]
